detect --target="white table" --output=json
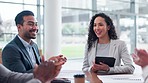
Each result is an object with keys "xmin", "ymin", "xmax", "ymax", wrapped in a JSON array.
[
  {"xmin": 99, "ymin": 74, "xmax": 143, "ymax": 83},
  {"xmin": 57, "ymin": 70, "xmax": 143, "ymax": 83}
]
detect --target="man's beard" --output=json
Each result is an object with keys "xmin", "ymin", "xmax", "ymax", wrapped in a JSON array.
[{"xmin": 24, "ymin": 31, "xmax": 37, "ymax": 39}]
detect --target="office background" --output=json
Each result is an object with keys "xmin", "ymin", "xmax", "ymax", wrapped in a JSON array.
[{"xmin": 0, "ymin": 0, "xmax": 148, "ymax": 60}]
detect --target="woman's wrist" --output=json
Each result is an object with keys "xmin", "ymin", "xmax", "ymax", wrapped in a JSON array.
[
  {"xmin": 91, "ymin": 67, "xmax": 98, "ymax": 73},
  {"xmin": 106, "ymin": 67, "xmax": 110, "ymax": 72}
]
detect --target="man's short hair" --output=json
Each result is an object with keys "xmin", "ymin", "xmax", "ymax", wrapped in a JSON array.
[{"xmin": 15, "ymin": 10, "xmax": 34, "ymax": 25}]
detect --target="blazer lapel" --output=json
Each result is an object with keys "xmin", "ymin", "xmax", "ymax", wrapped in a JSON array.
[
  {"xmin": 32, "ymin": 46, "xmax": 41, "ymax": 65},
  {"xmin": 93, "ymin": 40, "xmax": 98, "ymax": 60},
  {"xmin": 14, "ymin": 36, "xmax": 34, "ymax": 68},
  {"xmin": 90, "ymin": 40, "xmax": 98, "ymax": 63},
  {"xmin": 109, "ymin": 40, "xmax": 117, "ymax": 57}
]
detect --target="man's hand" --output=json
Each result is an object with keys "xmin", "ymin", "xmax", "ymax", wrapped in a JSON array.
[
  {"xmin": 132, "ymin": 49, "xmax": 148, "ymax": 68},
  {"xmin": 33, "ymin": 60, "xmax": 57, "ymax": 83},
  {"xmin": 33, "ymin": 55, "xmax": 67, "ymax": 83},
  {"xmin": 48, "ymin": 55, "xmax": 67, "ymax": 66},
  {"xmin": 48, "ymin": 55, "xmax": 67, "ymax": 76}
]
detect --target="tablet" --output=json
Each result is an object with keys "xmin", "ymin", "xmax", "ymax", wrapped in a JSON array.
[{"xmin": 95, "ymin": 57, "xmax": 116, "ymax": 67}]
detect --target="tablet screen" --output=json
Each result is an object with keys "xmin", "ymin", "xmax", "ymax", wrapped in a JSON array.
[{"xmin": 95, "ymin": 57, "xmax": 116, "ymax": 67}]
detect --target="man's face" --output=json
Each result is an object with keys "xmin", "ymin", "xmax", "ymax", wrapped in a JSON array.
[{"xmin": 18, "ymin": 15, "xmax": 38, "ymax": 41}]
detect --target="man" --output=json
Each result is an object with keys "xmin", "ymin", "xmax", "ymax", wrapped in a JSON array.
[
  {"xmin": 132, "ymin": 49, "xmax": 148, "ymax": 83},
  {"xmin": 2, "ymin": 10, "xmax": 42, "ymax": 73},
  {"xmin": 0, "ymin": 55, "xmax": 67, "ymax": 83}
]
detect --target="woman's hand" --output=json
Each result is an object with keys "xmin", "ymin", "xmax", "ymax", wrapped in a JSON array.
[
  {"xmin": 85, "ymin": 71, "xmax": 103, "ymax": 83},
  {"xmin": 91, "ymin": 62, "xmax": 110, "ymax": 72}
]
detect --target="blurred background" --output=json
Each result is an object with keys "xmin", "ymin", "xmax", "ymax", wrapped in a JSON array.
[{"xmin": 0, "ymin": 0, "xmax": 148, "ymax": 64}]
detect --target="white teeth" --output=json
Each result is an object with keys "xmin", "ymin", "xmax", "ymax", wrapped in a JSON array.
[{"xmin": 96, "ymin": 31, "xmax": 101, "ymax": 34}]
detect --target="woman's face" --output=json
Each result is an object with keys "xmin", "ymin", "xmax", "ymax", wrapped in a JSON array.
[{"xmin": 93, "ymin": 16, "xmax": 110, "ymax": 39}]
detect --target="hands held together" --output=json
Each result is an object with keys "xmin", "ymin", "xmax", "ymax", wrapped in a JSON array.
[
  {"xmin": 132, "ymin": 49, "xmax": 148, "ymax": 68},
  {"xmin": 33, "ymin": 55, "xmax": 67, "ymax": 83}
]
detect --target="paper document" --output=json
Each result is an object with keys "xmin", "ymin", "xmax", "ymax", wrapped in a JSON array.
[{"xmin": 98, "ymin": 74, "xmax": 144, "ymax": 83}]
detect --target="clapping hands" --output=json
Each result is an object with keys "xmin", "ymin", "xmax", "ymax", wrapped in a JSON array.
[
  {"xmin": 131, "ymin": 49, "xmax": 148, "ymax": 68},
  {"xmin": 33, "ymin": 55, "xmax": 67, "ymax": 83}
]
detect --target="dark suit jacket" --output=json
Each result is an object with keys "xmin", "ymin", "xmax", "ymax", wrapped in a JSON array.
[{"xmin": 2, "ymin": 36, "xmax": 41, "ymax": 73}]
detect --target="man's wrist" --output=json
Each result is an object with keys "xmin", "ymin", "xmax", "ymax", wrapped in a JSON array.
[
  {"xmin": 29, "ymin": 78, "xmax": 42, "ymax": 83},
  {"xmin": 35, "ymin": 78, "xmax": 42, "ymax": 83},
  {"xmin": 34, "ymin": 74, "xmax": 45, "ymax": 83}
]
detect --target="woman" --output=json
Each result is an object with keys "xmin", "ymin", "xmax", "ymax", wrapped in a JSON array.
[{"xmin": 82, "ymin": 13, "xmax": 135, "ymax": 75}]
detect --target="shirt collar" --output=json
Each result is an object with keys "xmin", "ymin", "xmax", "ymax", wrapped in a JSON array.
[{"xmin": 17, "ymin": 35, "xmax": 34, "ymax": 48}]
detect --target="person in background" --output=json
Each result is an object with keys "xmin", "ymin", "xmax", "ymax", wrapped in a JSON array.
[
  {"xmin": 2, "ymin": 10, "xmax": 42, "ymax": 73},
  {"xmin": 132, "ymin": 49, "xmax": 148, "ymax": 83},
  {"xmin": 82, "ymin": 13, "xmax": 135, "ymax": 75},
  {"xmin": 0, "ymin": 55, "xmax": 67, "ymax": 83}
]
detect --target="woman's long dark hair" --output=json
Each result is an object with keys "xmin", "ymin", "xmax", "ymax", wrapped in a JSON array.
[{"xmin": 87, "ymin": 13, "xmax": 118, "ymax": 51}]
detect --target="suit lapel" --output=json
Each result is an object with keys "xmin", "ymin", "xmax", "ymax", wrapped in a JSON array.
[
  {"xmin": 32, "ymin": 46, "xmax": 41, "ymax": 65},
  {"xmin": 14, "ymin": 36, "xmax": 34, "ymax": 68}
]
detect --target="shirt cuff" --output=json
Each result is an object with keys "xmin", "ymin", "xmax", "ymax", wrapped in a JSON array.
[
  {"xmin": 33, "ymin": 78, "xmax": 42, "ymax": 83},
  {"xmin": 142, "ymin": 65, "xmax": 148, "ymax": 80}
]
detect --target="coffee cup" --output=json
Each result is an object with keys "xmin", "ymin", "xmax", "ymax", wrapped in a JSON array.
[{"xmin": 74, "ymin": 74, "xmax": 85, "ymax": 83}]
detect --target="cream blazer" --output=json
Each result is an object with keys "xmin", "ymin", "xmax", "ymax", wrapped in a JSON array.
[{"xmin": 82, "ymin": 39, "xmax": 135, "ymax": 74}]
